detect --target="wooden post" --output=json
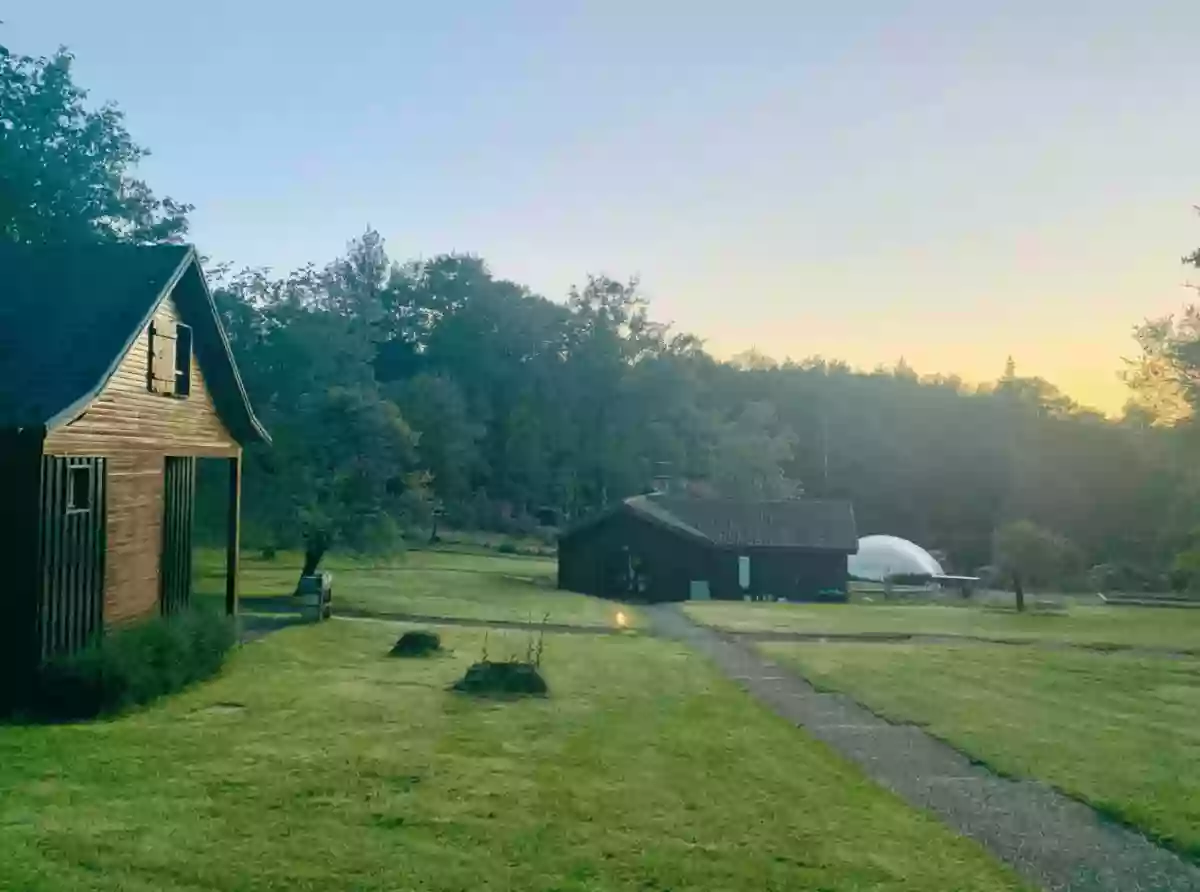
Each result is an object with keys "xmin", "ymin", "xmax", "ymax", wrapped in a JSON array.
[{"xmin": 225, "ymin": 452, "xmax": 242, "ymax": 617}]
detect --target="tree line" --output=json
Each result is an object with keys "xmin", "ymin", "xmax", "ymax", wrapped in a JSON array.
[{"xmin": 7, "ymin": 42, "xmax": 1200, "ymax": 590}]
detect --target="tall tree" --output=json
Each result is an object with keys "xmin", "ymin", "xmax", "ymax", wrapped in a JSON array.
[{"xmin": 0, "ymin": 46, "xmax": 191, "ymax": 244}]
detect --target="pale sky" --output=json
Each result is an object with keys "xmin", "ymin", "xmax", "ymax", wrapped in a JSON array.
[{"xmin": 8, "ymin": 2, "xmax": 1200, "ymax": 411}]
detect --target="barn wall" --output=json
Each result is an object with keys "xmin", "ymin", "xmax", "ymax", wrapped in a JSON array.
[
  {"xmin": 558, "ymin": 512, "xmax": 712, "ymax": 603},
  {"xmin": 43, "ymin": 292, "xmax": 238, "ymax": 458},
  {"xmin": 41, "ymin": 290, "xmax": 238, "ymax": 627},
  {"xmin": 0, "ymin": 429, "xmax": 45, "ymax": 707},
  {"xmin": 738, "ymin": 549, "xmax": 848, "ymax": 600}
]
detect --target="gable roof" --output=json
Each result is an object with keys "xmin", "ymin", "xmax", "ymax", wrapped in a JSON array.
[
  {"xmin": 562, "ymin": 493, "xmax": 858, "ymax": 552},
  {"xmin": 0, "ymin": 242, "xmax": 269, "ymax": 444}
]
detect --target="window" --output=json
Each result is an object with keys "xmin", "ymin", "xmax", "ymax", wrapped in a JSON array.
[
  {"xmin": 148, "ymin": 319, "xmax": 177, "ymax": 395},
  {"xmin": 738, "ymin": 555, "xmax": 751, "ymax": 591},
  {"xmin": 67, "ymin": 464, "xmax": 92, "ymax": 512},
  {"xmin": 174, "ymin": 323, "xmax": 193, "ymax": 397}
]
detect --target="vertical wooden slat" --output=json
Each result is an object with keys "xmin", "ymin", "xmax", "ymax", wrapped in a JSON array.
[
  {"xmin": 161, "ymin": 457, "xmax": 197, "ymax": 616},
  {"xmin": 183, "ymin": 458, "xmax": 195, "ymax": 610},
  {"xmin": 39, "ymin": 458, "xmax": 53, "ymax": 660},
  {"xmin": 36, "ymin": 457, "xmax": 107, "ymax": 660},
  {"xmin": 52, "ymin": 460, "xmax": 65, "ymax": 657},
  {"xmin": 67, "ymin": 483, "xmax": 79, "ymax": 653},
  {"xmin": 95, "ymin": 459, "xmax": 107, "ymax": 634},
  {"xmin": 226, "ymin": 453, "xmax": 242, "ymax": 617}
]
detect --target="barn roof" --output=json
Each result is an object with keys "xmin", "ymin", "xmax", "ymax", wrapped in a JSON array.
[
  {"xmin": 0, "ymin": 242, "xmax": 269, "ymax": 444},
  {"xmin": 562, "ymin": 493, "xmax": 858, "ymax": 551}
]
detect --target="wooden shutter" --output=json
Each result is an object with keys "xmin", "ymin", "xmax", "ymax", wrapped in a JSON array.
[{"xmin": 148, "ymin": 319, "xmax": 178, "ymax": 395}]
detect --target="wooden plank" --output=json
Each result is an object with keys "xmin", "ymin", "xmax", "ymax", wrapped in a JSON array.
[
  {"xmin": 102, "ymin": 454, "xmax": 164, "ymax": 626},
  {"xmin": 44, "ymin": 293, "xmax": 239, "ymax": 457},
  {"xmin": 226, "ymin": 453, "xmax": 242, "ymax": 617}
]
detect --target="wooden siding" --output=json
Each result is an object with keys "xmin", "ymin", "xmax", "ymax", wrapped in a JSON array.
[
  {"xmin": 38, "ymin": 457, "xmax": 107, "ymax": 659},
  {"xmin": 103, "ymin": 454, "xmax": 164, "ymax": 626},
  {"xmin": 43, "ymin": 292, "xmax": 239, "ymax": 458}
]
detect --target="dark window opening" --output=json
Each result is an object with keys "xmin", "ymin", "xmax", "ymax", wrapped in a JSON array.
[
  {"xmin": 175, "ymin": 323, "xmax": 193, "ymax": 397},
  {"xmin": 67, "ymin": 465, "xmax": 92, "ymax": 512}
]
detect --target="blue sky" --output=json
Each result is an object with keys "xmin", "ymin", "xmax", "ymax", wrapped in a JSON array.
[{"xmin": 8, "ymin": 2, "xmax": 1200, "ymax": 409}]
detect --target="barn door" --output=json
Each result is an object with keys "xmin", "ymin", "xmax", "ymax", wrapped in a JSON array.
[
  {"xmin": 161, "ymin": 457, "xmax": 196, "ymax": 615},
  {"xmin": 38, "ymin": 457, "xmax": 107, "ymax": 660}
]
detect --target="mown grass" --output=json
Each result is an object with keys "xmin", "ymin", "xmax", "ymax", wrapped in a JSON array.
[
  {"xmin": 0, "ymin": 620, "xmax": 1025, "ymax": 891},
  {"xmin": 194, "ymin": 548, "xmax": 632, "ymax": 628},
  {"xmin": 762, "ymin": 641, "xmax": 1200, "ymax": 860},
  {"xmin": 686, "ymin": 600, "xmax": 1200, "ymax": 650}
]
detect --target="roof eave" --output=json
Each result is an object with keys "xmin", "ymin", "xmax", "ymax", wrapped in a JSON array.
[{"xmin": 188, "ymin": 248, "xmax": 272, "ymax": 446}]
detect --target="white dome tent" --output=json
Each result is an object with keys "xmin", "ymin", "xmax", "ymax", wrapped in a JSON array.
[{"xmin": 848, "ymin": 535, "xmax": 945, "ymax": 583}]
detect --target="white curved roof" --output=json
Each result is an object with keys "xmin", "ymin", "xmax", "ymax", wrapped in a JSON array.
[{"xmin": 848, "ymin": 535, "xmax": 945, "ymax": 582}]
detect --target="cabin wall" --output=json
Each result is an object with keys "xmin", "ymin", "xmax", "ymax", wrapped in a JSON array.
[
  {"xmin": 708, "ymin": 548, "xmax": 848, "ymax": 600},
  {"xmin": 43, "ymin": 292, "xmax": 239, "ymax": 458},
  {"xmin": 559, "ymin": 513, "xmax": 712, "ymax": 603},
  {"xmin": 42, "ymin": 291, "xmax": 235, "ymax": 627}
]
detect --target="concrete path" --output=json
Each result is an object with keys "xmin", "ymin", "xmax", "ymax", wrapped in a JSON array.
[
  {"xmin": 647, "ymin": 604, "xmax": 1200, "ymax": 892},
  {"xmin": 727, "ymin": 628, "xmax": 1200, "ymax": 659}
]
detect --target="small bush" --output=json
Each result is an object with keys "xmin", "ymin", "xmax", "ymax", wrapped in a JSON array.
[
  {"xmin": 34, "ymin": 608, "xmax": 236, "ymax": 721},
  {"xmin": 497, "ymin": 542, "xmax": 519, "ymax": 555},
  {"xmin": 452, "ymin": 661, "xmax": 548, "ymax": 697},
  {"xmin": 389, "ymin": 630, "xmax": 441, "ymax": 657}
]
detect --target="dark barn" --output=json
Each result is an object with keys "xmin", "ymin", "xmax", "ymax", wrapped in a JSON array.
[
  {"xmin": 0, "ymin": 243, "xmax": 269, "ymax": 703},
  {"xmin": 558, "ymin": 494, "xmax": 858, "ymax": 602}
]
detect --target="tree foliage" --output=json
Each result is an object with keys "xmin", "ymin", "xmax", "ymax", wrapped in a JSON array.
[
  {"xmin": 0, "ymin": 45, "xmax": 191, "ymax": 244},
  {"xmin": 12, "ymin": 36, "xmax": 1200, "ymax": 585}
]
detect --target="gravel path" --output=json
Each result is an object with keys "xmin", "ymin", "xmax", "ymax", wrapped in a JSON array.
[{"xmin": 647, "ymin": 604, "xmax": 1200, "ymax": 892}]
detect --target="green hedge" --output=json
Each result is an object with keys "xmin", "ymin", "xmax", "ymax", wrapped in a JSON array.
[{"xmin": 34, "ymin": 608, "xmax": 236, "ymax": 721}]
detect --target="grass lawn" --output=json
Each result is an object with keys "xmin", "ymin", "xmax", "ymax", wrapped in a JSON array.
[
  {"xmin": 685, "ymin": 600, "xmax": 1200, "ymax": 650},
  {"xmin": 0, "ymin": 621, "xmax": 1025, "ymax": 891},
  {"xmin": 194, "ymin": 548, "xmax": 632, "ymax": 628},
  {"xmin": 762, "ymin": 641, "xmax": 1200, "ymax": 860}
]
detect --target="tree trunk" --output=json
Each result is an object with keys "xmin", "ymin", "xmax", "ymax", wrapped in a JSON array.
[
  {"xmin": 295, "ymin": 529, "xmax": 331, "ymax": 594},
  {"xmin": 1013, "ymin": 571, "xmax": 1026, "ymax": 612}
]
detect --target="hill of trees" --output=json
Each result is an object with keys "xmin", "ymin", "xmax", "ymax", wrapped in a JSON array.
[{"xmin": 7, "ymin": 41, "xmax": 1200, "ymax": 589}]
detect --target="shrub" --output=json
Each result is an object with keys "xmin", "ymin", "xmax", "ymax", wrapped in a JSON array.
[
  {"xmin": 497, "ymin": 541, "xmax": 519, "ymax": 555},
  {"xmin": 34, "ymin": 608, "xmax": 236, "ymax": 721},
  {"xmin": 389, "ymin": 630, "xmax": 441, "ymax": 657},
  {"xmin": 452, "ymin": 661, "xmax": 548, "ymax": 697}
]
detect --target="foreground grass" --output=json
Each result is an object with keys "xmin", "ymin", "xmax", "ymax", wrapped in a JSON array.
[
  {"xmin": 763, "ymin": 641, "xmax": 1200, "ymax": 860},
  {"xmin": 686, "ymin": 600, "xmax": 1200, "ymax": 650},
  {"xmin": 0, "ymin": 622, "xmax": 1024, "ymax": 891},
  {"xmin": 195, "ymin": 548, "xmax": 630, "ymax": 628}
]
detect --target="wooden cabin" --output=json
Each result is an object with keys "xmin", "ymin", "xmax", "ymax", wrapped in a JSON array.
[
  {"xmin": 0, "ymin": 243, "xmax": 269, "ymax": 697},
  {"xmin": 558, "ymin": 494, "xmax": 858, "ymax": 602}
]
